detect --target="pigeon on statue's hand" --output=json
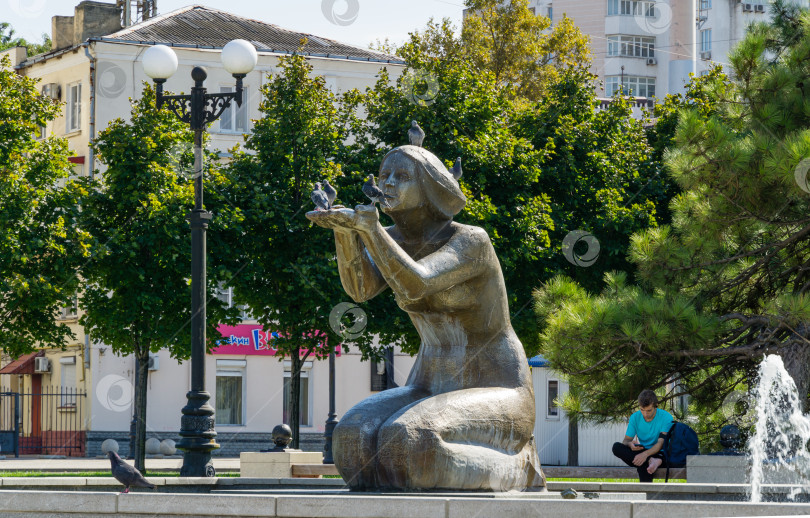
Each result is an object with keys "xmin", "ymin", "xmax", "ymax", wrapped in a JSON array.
[
  {"xmin": 322, "ymin": 179, "xmax": 337, "ymax": 209},
  {"xmin": 108, "ymin": 451, "xmax": 156, "ymax": 494},
  {"xmin": 408, "ymin": 120, "xmax": 425, "ymax": 147},
  {"xmin": 451, "ymin": 157, "xmax": 462, "ymax": 181},
  {"xmin": 362, "ymin": 175, "xmax": 394, "ymax": 208},
  {"xmin": 311, "ymin": 182, "xmax": 330, "ymax": 211}
]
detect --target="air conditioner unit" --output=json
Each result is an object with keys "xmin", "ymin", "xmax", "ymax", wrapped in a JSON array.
[
  {"xmin": 754, "ymin": 4, "xmax": 765, "ymax": 12},
  {"xmin": 742, "ymin": 3, "xmax": 753, "ymax": 11},
  {"xmin": 700, "ymin": 51, "xmax": 712, "ymax": 60},
  {"xmin": 41, "ymin": 83, "xmax": 61, "ymax": 100},
  {"xmin": 34, "ymin": 357, "xmax": 50, "ymax": 373},
  {"xmin": 147, "ymin": 353, "xmax": 159, "ymax": 371},
  {"xmin": 646, "ymin": 57, "xmax": 658, "ymax": 65}
]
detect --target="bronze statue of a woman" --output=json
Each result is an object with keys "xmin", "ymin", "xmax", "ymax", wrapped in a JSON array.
[{"xmin": 307, "ymin": 143, "xmax": 545, "ymax": 491}]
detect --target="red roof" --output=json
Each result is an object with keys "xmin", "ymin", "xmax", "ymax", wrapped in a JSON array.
[{"xmin": 0, "ymin": 351, "xmax": 42, "ymax": 375}]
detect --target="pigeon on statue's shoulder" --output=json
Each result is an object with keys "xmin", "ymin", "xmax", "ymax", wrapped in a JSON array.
[{"xmin": 451, "ymin": 157, "xmax": 462, "ymax": 180}]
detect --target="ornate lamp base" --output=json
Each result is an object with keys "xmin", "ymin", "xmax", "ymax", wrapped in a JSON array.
[{"xmin": 177, "ymin": 390, "xmax": 219, "ymax": 477}]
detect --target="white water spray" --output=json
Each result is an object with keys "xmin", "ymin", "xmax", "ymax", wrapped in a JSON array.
[{"xmin": 749, "ymin": 354, "xmax": 810, "ymax": 502}]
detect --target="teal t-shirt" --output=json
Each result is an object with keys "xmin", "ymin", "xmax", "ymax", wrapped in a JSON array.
[{"xmin": 625, "ymin": 408, "xmax": 673, "ymax": 449}]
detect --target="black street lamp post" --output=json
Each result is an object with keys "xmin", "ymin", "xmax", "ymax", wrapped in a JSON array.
[
  {"xmin": 323, "ymin": 350, "xmax": 338, "ymax": 464},
  {"xmin": 142, "ymin": 41, "xmax": 257, "ymax": 477}
]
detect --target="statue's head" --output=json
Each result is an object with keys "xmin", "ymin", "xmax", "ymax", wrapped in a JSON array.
[{"xmin": 378, "ymin": 145, "xmax": 466, "ymax": 220}]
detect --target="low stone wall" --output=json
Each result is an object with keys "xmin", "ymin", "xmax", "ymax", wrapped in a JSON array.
[
  {"xmin": 0, "ymin": 490, "xmax": 809, "ymax": 517},
  {"xmin": 86, "ymin": 431, "xmax": 325, "ymax": 457}
]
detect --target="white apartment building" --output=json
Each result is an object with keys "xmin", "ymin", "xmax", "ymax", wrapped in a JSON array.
[{"xmin": 528, "ymin": 0, "xmax": 810, "ymax": 99}]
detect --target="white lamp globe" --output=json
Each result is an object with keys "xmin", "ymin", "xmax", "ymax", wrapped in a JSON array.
[
  {"xmin": 221, "ymin": 39, "xmax": 257, "ymax": 75},
  {"xmin": 142, "ymin": 44, "xmax": 178, "ymax": 80}
]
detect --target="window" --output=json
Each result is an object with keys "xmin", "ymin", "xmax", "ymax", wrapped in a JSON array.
[
  {"xmin": 699, "ymin": 0, "xmax": 712, "ymax": 9},
  {"xmin": 57, "ymin": 294, "xmax": 78, "ymax": 320},
  {"xmin": 283, "ymin": 361, "xmax": 312, "ymax": 426},
  {"xmin": 701, "ymin": 29, "xmax": 712, "ymax": 52},
  {"xmin": 605, "ymin": 75, "xmax": 656, "ymax": 97},
  {"xmin": 547, "ymin": 380, "xmax": 559, "ymax": 418},
  {"xmin": 547, "ymin": 6, "xmax": 552, "ymax": 21},
  {"xmin": 60, "ymin": 356, "xmax": 77, "ymax": 407},
  {"xmin": 215, "ymin": 286, "xmax": 253, "ymax": 321},
  {"xmin": 215, "ymin": 359, "xmax": 246, "ymax": 425},
  {"xmin": 607, "ymin": 35, "xmax": 656, "ymax": 58},
  {"xmin": 66, "ymin": 82, "xmax": 81, "ymax": 132},
  {"xmin": 37, "ymin": 124, "xmax": 46, "ymax": 140},
  {"xmin": 608, "ymin": 0, "xmax": 655, "ymax": 16},
  {"xmin": 219, "ymin": 86, "xmax": 248, "ymax": 133}
]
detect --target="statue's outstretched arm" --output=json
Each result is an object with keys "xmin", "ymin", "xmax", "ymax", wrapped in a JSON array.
[
  {"xmin": 334, "ymin": 230, "xmax": 388, "ymax": 303},
  {"xmin": 359, "ymin": 222, "xmax": 488, "ymax": 302}
]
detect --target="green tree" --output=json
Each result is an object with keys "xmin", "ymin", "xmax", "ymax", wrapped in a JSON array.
[
  {"xmin": 462, "ymin": 0, "xmax": 591, "ymax": 99},
  {"xmin": 82, "ymin": 85, "xmax": 239, "ymax": 472},
  {"xmin": 0, "ymin": 23, "xmax": 52, "ymax": 56},
  {"xmin": 355, "ymin": 40, "xmax": 666, "ymax": 355},
  {"xmin": 0, "ymin": 54, "xmax": 90, "ymax": 358},
  {"xmin": 534, "ymin": 5, "xmax": 810, "ymax": 426},
  {"xmin": 381, "ymin": 1, "xmax": 591, "ymax": 101},
  {"xmin": 221, "ymin": 51, "xmax": 375, "ymax": 447}
]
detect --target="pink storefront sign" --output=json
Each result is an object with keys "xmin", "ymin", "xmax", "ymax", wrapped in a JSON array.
[{"xmin": 211, "ymin": 324, "xmax": 338, "ymax": 356}]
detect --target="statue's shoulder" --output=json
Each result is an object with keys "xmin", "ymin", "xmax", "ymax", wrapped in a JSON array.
[{"xmin": 450, "ymin": 222, "xmax": 492, "ymax": 242}]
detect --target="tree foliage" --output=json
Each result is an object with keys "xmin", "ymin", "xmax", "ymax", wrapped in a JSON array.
[
  {"xmin": 462, "ymin": 0, "xmax": 591, "ymax": 99},
  {"xmin": 350, "ymin": 23, "xmax": 666, "ymax": 356},
  {"xmin": 0, "ymin": 54, "xmax": 90, "ymax": 358},
  {"xmin": 220, "ymin": 51, "xmax": 376, "ymax": 447},
  {"xmin": 82, "ymin": 84, "xmax": 239, "ymax": 471},
  {"xmin": 534, "ymin": 5, "xmax": 810, "ymax": 427},
  {"xmin": 0, "ymin": 23, "xmax": 52, "ymax": 57}
]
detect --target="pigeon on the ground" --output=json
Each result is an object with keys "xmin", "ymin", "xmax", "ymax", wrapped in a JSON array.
[
  {"xmin": 108, "ymin": 451, "xmax": 156, "ymax": 493},
  {"xmin": 362, "ymin": 175, "xmax": 394, "ymax": 208},
  {"xmin": 322, "ymin": 179, "xmax": 337, "ymax": 209},
  {"xmin": 311, "ymin": 182, "xmax": 330, "ymax": 211},
  {"xmin": 451, "ymin": 157, "xmax": 462, "ymax": 181},
  {"xmin": 408, "ymin": 120, "xmax": 425, "ymax": 147}
]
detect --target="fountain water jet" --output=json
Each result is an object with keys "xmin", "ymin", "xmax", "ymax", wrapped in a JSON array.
[{"xmin": 749, "ymin": 354, "xmax": 810, "ymax": 502}]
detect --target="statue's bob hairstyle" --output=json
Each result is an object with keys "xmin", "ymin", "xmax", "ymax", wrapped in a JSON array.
[{"xmin": 380, "ymin": 145, "xmax": 466, "ymax": 219}]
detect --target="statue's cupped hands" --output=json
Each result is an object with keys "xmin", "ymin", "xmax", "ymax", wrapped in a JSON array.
[{"xmin": 306, "ymin": 204, "xmax": 380, "ymax": 233}]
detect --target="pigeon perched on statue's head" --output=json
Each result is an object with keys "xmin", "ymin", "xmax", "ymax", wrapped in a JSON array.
[
  {"xmin": 108, "ymin": 450, "xmax": 156, "ymax": 494},
  {"xmin": 451, "ymin": 157, "xmax": 462, "ymax": 181},
  {"xmin": 322, "ymin": 179, "xmax": 337, "ymax": 209},
  {"xmin": 311, "ymin": 182, "xmax": 330, "ymax": 211},
  {"xmin": 408, "ymin": 121, "xmax": 425, "ymax": 147},
  {"xmin": 362, "ymin": 174, "xmax": 394, "ymax": 208}
]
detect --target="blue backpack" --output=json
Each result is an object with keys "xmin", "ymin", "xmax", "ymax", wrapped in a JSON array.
[{"xmin": 662, "ymin": 421, "xmax": 700, "ymax": 481}]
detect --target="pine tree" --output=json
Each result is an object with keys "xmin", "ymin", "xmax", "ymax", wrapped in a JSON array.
[{"xmin": 535, "ymin": 4, "xmax": 810, "ymax": 424}]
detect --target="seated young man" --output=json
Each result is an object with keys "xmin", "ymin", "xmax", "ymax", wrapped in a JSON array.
[{"xmin": 611, "ymin": 389, "xmax": 673, "ymax": 482}]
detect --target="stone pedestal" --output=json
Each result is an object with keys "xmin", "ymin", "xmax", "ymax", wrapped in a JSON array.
[
  {"xmin": 687, "ymin": 455, "xmax": 748, "ymax": 483},
  {"xmin": 239, "ymin": 451, "xmax": 323, "ymax": 478},
  {"xmin": 687, "ymin": 454, "xmax": 808, "ymax": 484}
]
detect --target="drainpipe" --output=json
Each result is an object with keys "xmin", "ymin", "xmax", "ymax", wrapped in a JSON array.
[
  {"xmin": 83, "ymin": 41, "xmax": 96, "ymax": 180},
  {"xmin": 82, "ymin": 42, "xmax": 95, "ymax": 395}
]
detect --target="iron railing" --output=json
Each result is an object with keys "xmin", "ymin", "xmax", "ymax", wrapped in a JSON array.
[{"xmin": 0, "ymin": 386, "xmax": 87, "ymax": 457}]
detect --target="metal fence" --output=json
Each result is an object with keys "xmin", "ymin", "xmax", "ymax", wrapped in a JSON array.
[{"xmin": 0, "ymin": 387, "xmax": 87, "ymax": 457}]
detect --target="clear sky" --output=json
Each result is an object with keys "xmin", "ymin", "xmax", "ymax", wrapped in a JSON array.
[{"xmin": 4, "ymin": 0, "xmax": 465, "ymax": 50}]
